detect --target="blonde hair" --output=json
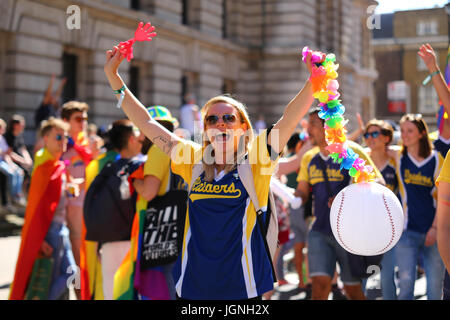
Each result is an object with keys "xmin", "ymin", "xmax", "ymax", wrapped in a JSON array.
[
  {"xmin": 201, "ymin": 95, "xmax": 254, "ymax": 182},
  {"xmin": 40, "ymin": 117, "xmax": 70, "ymax": 138}
]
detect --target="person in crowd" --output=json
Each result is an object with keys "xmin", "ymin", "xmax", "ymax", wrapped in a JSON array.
[
  {"xmin": 281, "ymin": 131, "xmax": 312, "ymax": 290},
  {"xmin": 9, "ymin": 117, "xmax": 78, "ymax": 300},
  {"xmin": 179, "ymin": 93, "xmax": 202, "ymax": 141},
  {"xmin": 116, "ymin": 106, "xmax": 182, "ymax": 300},
  {"xmin": 436, "ymin": 150, "xmax": 450, "ymax": 300},
  {"xmin": 60, "ymin": 101, "xmax": 93, "ymax": 283},
  {"xmin": 294, "ymin": 108, "xmax": 383, "ymax": 300},
  {"xmin": 0, "ymin": 118, "xmax": 25, "ymax": 209},
  {"xmin": 417, "ymin": 44, "xmax": 450, "ymax": 159},
  {"xmin": 362, "ymin": 119, "xmax": 399, "ymax": 300},
  {"xmin": 34, "ymin": 74, "xmax": 67, "ymax": 128},
  {"xmin": 87, "ymin": 123, "xmax": 104, "ymax": 159},
  {"xmin": 391, "ymin": 114, "xmax": 445, "ymax": 300},
  {"xmin": 4, "ymin": 115, "xmax": 33, "ymax": 180},
  {"xmin": 80, "ymin": 127, "xmax": 120, "ymax": 300},
  {"xmin": 104, "ymin": 42, "xmax": 315, "ymax": 299}
]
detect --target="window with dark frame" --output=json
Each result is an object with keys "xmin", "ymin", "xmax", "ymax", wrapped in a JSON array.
[
  {"xmin": 130, "ymin": 0, "xmax": 140, "ymax": 10},
  {"xmin": 62, "ymin": 52, "xmax": 78, "ymax": 103},
  {"xmin": 129, "ymin": 65, "xmax": 140, "ymax": 100},
  {"xmin": 182, "ymin": 0, "xmax": 189, "ymax": 25}
]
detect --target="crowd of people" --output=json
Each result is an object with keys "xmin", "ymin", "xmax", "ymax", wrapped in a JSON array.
[{"xmin": 2, "ymin": 41, "xmax": 450, "ymax": 301}]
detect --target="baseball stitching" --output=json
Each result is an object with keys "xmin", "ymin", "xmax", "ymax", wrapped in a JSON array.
[
  {"xmin": 376, "ymin": 193, "xmax": 396, "ymax": 254},
  {"xmin": 335, "ymin": 191, "xmax": 357, "ymax": 254}
]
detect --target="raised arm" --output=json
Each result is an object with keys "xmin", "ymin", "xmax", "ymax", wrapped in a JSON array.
[
  {"xmin": 42, "ymin": 74, "xmax": 55, "ymax": 105},
  {"xmin": 104, "ymin": 47, "xmax": 182, "ymax": 156},
  {"xmin": 53, "ymin": 77, "xmax": 67, "ymax": 103},
  {"xmin": 418, "ymin": 44, "xmax": 450, "ymax": 113},
  {"xmin": 269, "ymin": 53, "xmax": 314, "ymax": 154}
]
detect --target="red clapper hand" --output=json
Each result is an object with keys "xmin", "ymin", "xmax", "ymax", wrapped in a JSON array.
[{"xmin": 118, "ymin": 22, "xmax": 157, "ymax": 62}]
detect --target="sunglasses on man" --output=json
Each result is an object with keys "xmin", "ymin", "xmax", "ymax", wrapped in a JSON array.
[
  {"xmin": 205, "ymin": 114, "xmax": 237, "ymax": 126},
  {"xmin": 55, "ymin": 134, "xmax": 70, "ymax": 141},
  {"xmin": 73, "ymin": 116, "xmax": 88, "ymax": 123}
]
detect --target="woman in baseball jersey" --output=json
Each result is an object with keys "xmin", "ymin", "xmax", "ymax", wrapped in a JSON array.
[
  {"xmin": 393, "ymin": 114, "xmax": 445, "ymax": 300},
  {"xmin": 104, "ymin": 43, "xmax": 316, "ymax": 299}
]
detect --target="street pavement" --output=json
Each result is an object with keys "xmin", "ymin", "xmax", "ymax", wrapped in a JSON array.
[{"xmin": 0, "ymin": 212, "xmax": 429, "ymax": 300}]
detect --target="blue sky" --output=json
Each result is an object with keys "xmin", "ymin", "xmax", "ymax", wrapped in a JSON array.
[{"xmin": 375, "ymin": 0, "xmax": 448, "ymax": 13}]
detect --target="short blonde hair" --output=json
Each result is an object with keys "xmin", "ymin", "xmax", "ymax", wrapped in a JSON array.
[
  {"xmin": 61, "ymin": 101, "xmax": 89, "ymax": 120},
  {"xmin": 40, "ymin": 117, "xmax": 70, "ymax": 138}
]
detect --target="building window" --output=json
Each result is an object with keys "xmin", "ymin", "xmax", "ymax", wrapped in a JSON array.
[
  {"xmin": 417, "ymin": 20, "xmax": 438, "ymax": 36},
  {"xmin": 129, "ymin": 66, "xmax": 140, "ymax": 100},
  {"xmin": 222, "ymin": 0, "xmax": 227, "ymax": 39},
  {"xmin": 418, "ymin": 85, "xmax": 439, "ymax": 114},
  {"xmin": 182, "ymin": 0, "xmax": 189, "ymax": 25},
  {"xmin": 62, "ymin": 52, "xmax": 78, "ymax": 103},
  {"xmin": 130, "ymin": 0, "xmax": 140, "ymax": 10},
  {"xmin": 222, "ymin": 79, "xmax": 235, "ymax": 95}
]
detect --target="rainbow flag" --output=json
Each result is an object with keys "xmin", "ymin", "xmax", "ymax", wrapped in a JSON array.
[
  {"xmin": 9, "ymin": 148, "xmax": 65, "ymax": 300},
  {"xmin": 80, "ymin": 150, "xmax": 119, "ymax": 300},
  {"xmin": 112, "ymin": 166, "xmax": 143, "ymax": 300},
  {"xmin": 437, "ymin": 46, "xmax": 450, "ymax": 134}
]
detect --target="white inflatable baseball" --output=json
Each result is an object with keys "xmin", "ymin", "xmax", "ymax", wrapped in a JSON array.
[{"xmin": 330, "ymin": 182, "xmax": 404, "ymax": 256}]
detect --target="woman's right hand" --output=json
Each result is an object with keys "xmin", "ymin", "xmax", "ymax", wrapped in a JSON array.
[
  {"xmin": 104, "ymin": 46, "xmax": 125, "ymax": 77},
  {"xmin": 418, "ymin": 43, "xmax": 439, "ymax": 72}
]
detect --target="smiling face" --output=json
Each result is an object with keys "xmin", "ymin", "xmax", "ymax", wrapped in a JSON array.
[
  {"xmin": 400, "ymin": 120, "xmax": 423, "ymax": 149},
  {"xmin": 364, "ymin": 125, "xmax": 390, "ymax": 151},
  {"xmin": 204, "ymin": 102, "xmax": 248, "ymax": 158}
]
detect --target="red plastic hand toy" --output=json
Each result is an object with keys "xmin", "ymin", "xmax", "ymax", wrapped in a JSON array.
[{"xmin": 118, "ymin": 22, "xmax": 157, "ymax": 62}]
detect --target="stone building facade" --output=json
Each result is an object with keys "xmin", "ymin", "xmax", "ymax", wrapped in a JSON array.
[
  {"xmin": 372, "ymin": 6, "xmax": 449, "ymax": 128},
  {"xmin": 0, "ymin": 0, "xmax": 377, "ymax": 146}
]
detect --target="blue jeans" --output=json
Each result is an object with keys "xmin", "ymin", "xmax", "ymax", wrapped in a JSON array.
[
  {"xmin": 380, "ymin": 246, "xmax": 397, "ymax": 300},
  {"xmin": 0, "ymin": 160, "xmax": 23, "ymax": 198},
  {"xmin": 395, "ymin": 230, "xmax": 445, "ymax": 300},
  {"xmin": 44, "ymin": 222, "xmax": 78, "ymax": 300}
]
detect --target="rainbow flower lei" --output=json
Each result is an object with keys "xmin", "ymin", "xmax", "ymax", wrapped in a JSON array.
[{"xmin": 302, "ymin": 47, "xmax": 375, "ymax": 183}]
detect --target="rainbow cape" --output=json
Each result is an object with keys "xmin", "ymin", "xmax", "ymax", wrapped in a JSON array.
[
  {"xmin": 113, "ymin": 166, "xmax": 171, "ymax": 300},
  {"xmin": 437, "ymin": 45, "xmax": 450, "ymax": 134},
  {"xmin": 9, "ymin": 148, "xmax": 65, "ymax": 300},
  {"xmin": 80, "ymin": 150, "xmax": 119, "ymax": 300}
]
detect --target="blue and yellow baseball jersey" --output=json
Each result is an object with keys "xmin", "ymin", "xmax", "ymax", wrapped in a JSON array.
[
  {"xmin": 396, "ymin": 150, "xmax": 444, "ymax": 234},
  {"xmin": 433, "ymin": 135, "xmax": 450, "ymax": 159},
  {"xmin": 380, "ymin": 158, "xmax": 398, "ymax": 194},
  {"xmin": 297, "ymin": 141, "xmax": 382, "ymax": 236},
  {"xmin": 170, "ymin": 129, "xmax": 278, "ymax": 299}
]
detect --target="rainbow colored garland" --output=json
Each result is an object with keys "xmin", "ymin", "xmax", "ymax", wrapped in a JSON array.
[{"xmin": 302, "ymin": 47, "xmax": 375, "ymax": 183}]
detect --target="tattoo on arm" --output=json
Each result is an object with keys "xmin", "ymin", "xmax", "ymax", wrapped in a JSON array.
[{"xmin": 153, "ymin": 135, "xmax": 175, "ymax": 154}]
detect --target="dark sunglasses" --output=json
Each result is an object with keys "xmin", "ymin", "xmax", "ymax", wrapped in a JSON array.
[
  {"xmin": 55, "ymin": 134, "xmax": 69, "ymax": 141},
  {"xmin": 73, "ymin": 116, "xmax": 88, "ymax": 123},
  {"xmin": 205, "ymin": 114, "xmax": 237, "ymax": 126},
  {"xmin": 363, "ymin": 131, "xmax": 381, "ymax": 139}
]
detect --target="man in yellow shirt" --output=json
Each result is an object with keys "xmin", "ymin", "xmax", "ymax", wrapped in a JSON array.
[{"xmin": 436, "ymin": 150, "xmax": 450, "ymax": 300}]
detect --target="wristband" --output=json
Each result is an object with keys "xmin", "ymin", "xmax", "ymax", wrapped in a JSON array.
[
  {"xmin": 113, "ymin": 84, "xmax": 127, "ymax": 109},
  {"xmin": 422, "ymin": 70, "xmax": 440, "ymax": 85}
]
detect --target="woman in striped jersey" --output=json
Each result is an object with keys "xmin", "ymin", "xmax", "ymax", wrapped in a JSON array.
[{"xmin": 392, "ymin": 114, "xmax": 445, "ymax": 300}]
